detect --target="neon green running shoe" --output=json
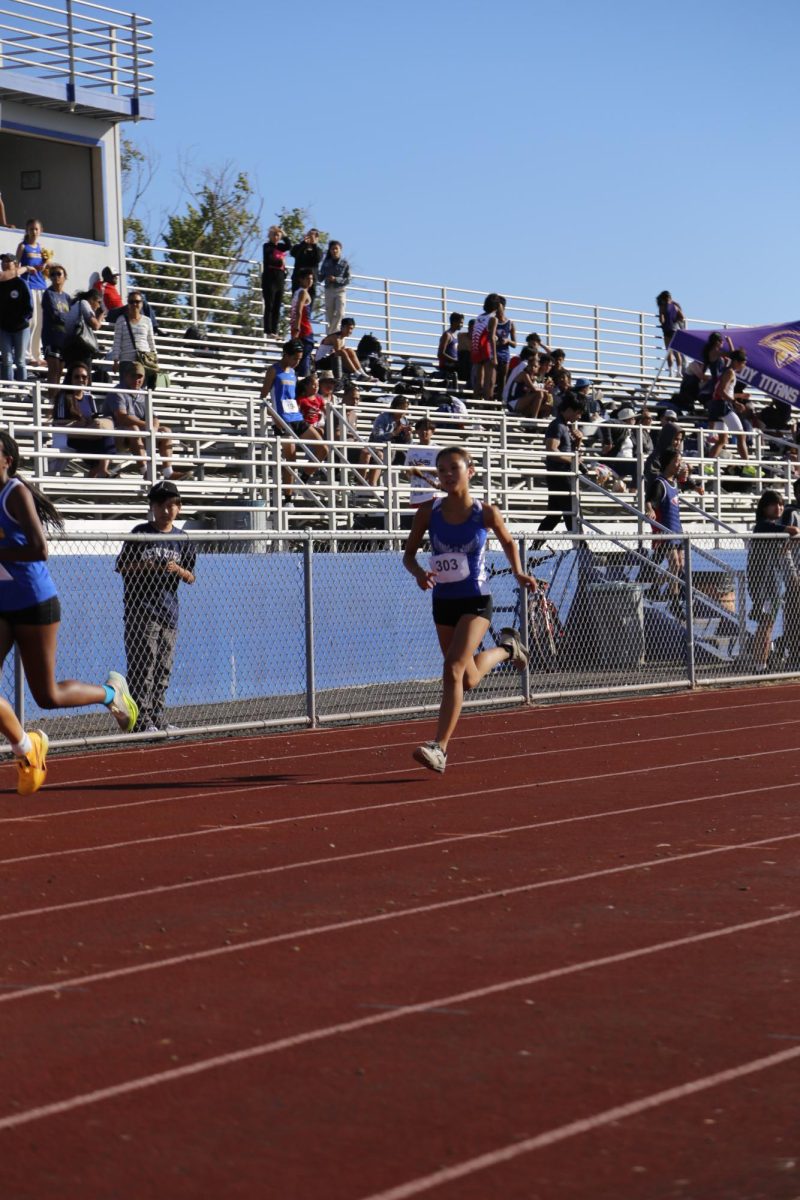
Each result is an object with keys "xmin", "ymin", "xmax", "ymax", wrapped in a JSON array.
[
  {"xmin": 106, "ymin": 671, "xmax": 138, "ymax": 733},
  {"xmin": 16, "ymin": 730, "xmax": 49, "ymax": 795}
]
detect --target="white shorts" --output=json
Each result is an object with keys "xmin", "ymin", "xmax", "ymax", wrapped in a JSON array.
[{"xmin": 712, "ymin": 411, "xmax": 744, "ymax": 433}]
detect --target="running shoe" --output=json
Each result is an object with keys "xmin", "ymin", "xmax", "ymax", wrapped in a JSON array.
[
  {"xmin": 105, "ymin": 671, "xmax": 138, "ymax": 733},
  {"xmin": 413, "ymin": 742, "xmax": 447, "ymax": 773},
  {"xmin": 16, "ymin": 729, "xmax": 49, "ymax": 796},
  {"xmin": 498, "ymin": 626, "xmax": 529, "ymax": 672}
]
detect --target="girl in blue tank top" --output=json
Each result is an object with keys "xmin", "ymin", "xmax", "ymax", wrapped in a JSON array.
[
  {"xmin": 0, "ymin": 432, "xmax": 139, "ymax": 795},
  {"xmin": 403, "ymin": 445, "xmax": 538, "ymax": 774}
]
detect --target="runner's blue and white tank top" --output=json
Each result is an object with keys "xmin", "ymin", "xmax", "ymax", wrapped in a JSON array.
[
  {"xmin": 270, "ymin": 362, "xmax": 302, "ymax": 424},
  {"xmin": 654, "ymin": 475, "xmax": 682, "ymax": 534},
  {"xmin": 0, "ymin": 478, "xmax": 57, "ymax": 611},
  {"xmin": 428, "ymin": 498, "xmax": 489, "ymax": 598}
]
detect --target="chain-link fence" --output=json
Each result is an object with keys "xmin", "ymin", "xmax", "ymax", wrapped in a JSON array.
[{"xmin": 6, "ymin": 529, "xmax": 798, "ymax": 749}]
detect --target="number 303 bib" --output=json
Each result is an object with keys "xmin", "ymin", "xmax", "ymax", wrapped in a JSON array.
[{"xmin": 429, "ymin": 552, "xmax": 469, "ymax": 583}]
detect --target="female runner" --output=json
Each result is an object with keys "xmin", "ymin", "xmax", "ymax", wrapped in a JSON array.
[
  {"xmin": 403, "ymin": 445, "xmax": 538, "ymax": 773},
  {"xmin": 0, "ymin": 431, "xmax": 137, "ymax": 794}
]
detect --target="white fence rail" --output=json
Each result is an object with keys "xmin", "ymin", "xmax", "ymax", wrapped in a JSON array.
[
  {"xmin": 0, "ymin": 0, "xmax": 153, "ymax": 105},
  {"xmin": 124, "ymin": 242, "xmax": 743, "ymax": 382}
]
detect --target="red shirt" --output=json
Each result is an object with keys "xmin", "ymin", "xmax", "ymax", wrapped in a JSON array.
[
  {"xmin": 298, "ymin": 393, "xmax": 326, "ymax": 425},
  {"xmin": 102, "ymin": 281, "xmax": 123, "ymax": 310}
]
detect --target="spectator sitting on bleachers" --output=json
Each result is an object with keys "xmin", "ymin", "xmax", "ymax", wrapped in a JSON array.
[
  {"xmin": 314, "ymin": 317, "xmax": 363, "ymax": 379},
  {"xmin": 355, "ymin": 332, "xmax": 391, "ymax": 382},
  {"xmin": 103, "ymin": 361, "xmax": 175, "ymax": 479},
  {"xmin": 290, "ymin": 229, "xmax": 322, "ymax": 303},
  {"xmin": 598, "ymin": 404, "xmax": 637, "ymax": 485},
  {"xmin": 318, "ymin": 240, "xmax": 351, "ymax": 333},
  {"xmin": 755, "ymin": 396, "xmax": 794, "ymax": 441},
  {"xmin": 360, "ymin": 395, "xmax": 411, "ymax": 488},
  {"xmin": 51, "ymin": 360, "xmax": 112, "ymax": 478},
  {"xmin": 290, "ymin": 269, "xmax": 315, "ymax": 376},
  {"xmin": 434, "ymin": 391, "xmax": 469, "ymax": 432},
  {"xmin": 503, "ymin": 349, "xmax": 546, "ymax": 418},
  {"xmin": 111, "ymin": 290, "xmax": 157, "ymax": 386},
  {"xmin": 404, "ymin": 417, "xmax": 441, "ymax": 514},
  {"xmin": 341, "ymin": 380, "xmax": 360, "ymax": 429},
  {"xmin": 510, "ymin": 332, "xmax": 549, "ymax": 374}
]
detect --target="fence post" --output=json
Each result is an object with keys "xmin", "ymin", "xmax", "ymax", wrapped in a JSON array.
[
  {"xmin": 65, "ymin": 0, "xmax": 76, "ymax": 105},
  {"xmin": 593, "ymin": 305, "xmax": 601, "ymax": 373},
  {"xmin": 482, "ymin": 446, "xmax": 492, "ymax": 505},
  {"xmin": 31, "ymin": 381, "xmax": 44, "ymax": 477},
  {"xmin": 189, "ymin": 252, "xmax": 198, "ymax": 325},
  {"xmin": 545, "ymin": 299, "xmax": 552, "ymax": 347},
  {"xmin": 519, "ymin": 536, "xmax": 531, "ymax": 705},
  {"xmin": 303, "ymin": 533, "xmax": 317, "ymax": 728},
  {"xmin": 130, "ymin": 11, "xmax": 141, "ymax": 117},
  {"xmin": 384, "ymin": 280, "xmax": 392, "ymax": 353},
  {"xmin": 108, "ymin": 24, "xmax": 118, "ymax": 95},
  {"xmin": 441, "ymin": 286, "xmax": 448, "ymax": 330},
  {"xmin": 145, "ymin": 391, "xmax": 158, "ymax": 482},
  {"xmin": 683, "ymin": 535, "xmax": 696, "ymax": 688},
  {"xmin": 639, "ymin": 312, "xmax": 646, "ymax": 375}
]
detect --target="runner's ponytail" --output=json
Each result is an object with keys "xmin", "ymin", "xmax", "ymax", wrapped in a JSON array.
[{"xmin": 0, "ymin": 430, "xmax": 64, "ymax": 530}]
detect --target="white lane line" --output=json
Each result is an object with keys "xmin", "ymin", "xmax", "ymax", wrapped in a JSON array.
[
  {"xmin": 2, "ymin": 776, "xmax": 797, "ymax": 925},
  {"xmin": 0, "ymin": 908, "xmax": 797, "ymax": 1133},
  {"xmin": 3, "ymin": 737, "xmax": 799, "ymax": 866},
  {"xmin": 356, "ymin": 1042, "xmax": 800, "ymax": 1200},
  {"xmin": 3, "ymin": 688, "xmax": 795, "ymax": 795},
  {"xmin": 1, "ymin": 831, "xmax": 798, "ymax": 1008}
]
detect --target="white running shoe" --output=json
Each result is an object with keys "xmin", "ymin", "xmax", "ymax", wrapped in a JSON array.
[
  {"xmin": 105, "ymin": 671, "xmax": 138, "ymax": 733},
  {"xmin": 413, "ymin": 742, "xmax": 447, "ymax": 773},
  {"xmin": 498, "ymin": 626, "xmax": 529, "ymax": 672}
]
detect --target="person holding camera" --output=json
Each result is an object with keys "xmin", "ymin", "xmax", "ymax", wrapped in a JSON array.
[
  {"xmin": 290, "ymin": 228, "xmax": 322, "ymax": 303},
  {"xmin": 261, "ymin": 225, "xmax": 292, "ymax": 336}
]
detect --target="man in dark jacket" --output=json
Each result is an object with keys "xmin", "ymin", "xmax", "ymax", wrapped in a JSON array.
[{"xmin": 290, "ymin": 229, "xmax": 323, "ymax": 303}]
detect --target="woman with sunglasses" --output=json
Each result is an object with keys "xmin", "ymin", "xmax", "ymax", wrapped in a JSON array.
[
  {"xmin": 111, "ymin": 291, "xmax": 157, "ymax": 387},
  {"xmin": 42, "ymin": 263, "xmax": 72, "ymax": 387},
  {"xmin": 52, "ymin": 361, "xmax": 112, "ymax": 477},
  {"xmin": 0, "ymin": 430, "xmax": 137, "ymax": 794}
]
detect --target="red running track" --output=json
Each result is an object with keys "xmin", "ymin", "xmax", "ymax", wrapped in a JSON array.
[{"xmin": 0, "ymin": 683, "xmax": 799, "ymax": 1200}]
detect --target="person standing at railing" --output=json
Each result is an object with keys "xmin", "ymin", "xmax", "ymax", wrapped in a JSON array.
[
  {"xmin": 780, "ymin": 478, "xmax": 800, "ymax": 670},
  {"xmin": 290, "ymin": 269, "xmax": 315, "ymax": 376},
  {"xmin": 0, "ymin": 430, "xmax": 137, "ymax": 795},
  {"xmin": 707, "ymin": 348, "xmax": 750, "ymax": 462},
  {"xmin": 260, "ymin": 339, "xmax": 326, "ymax": 501},
  {"xmin": 656, "ymin": 290, "xmax": 686, "ymax": 377},
  {"xmin": 111, "ymin": 290, "xmax": 158, "ymax": 388},
  {"xmin": 0, "ymin": 253, "xmax": 33, "ymax": 385},
  {"xmin": 41, "ymin": 264, "xmax": 72, "ymax": 388},
  {"xmin": 319, "ymin": 241, "xmax": 351, "ymax": 333},
  {"xmin": 290, "ymin": 229, "xmax": 322, "ymax": 304},
  {"xmin": 747, "ymin": 490, "xmax": 799, "ymax": 672},
  {"xmin": 536, "ymin": 392, "xmax": 585, "ymax": 539},
  {"xmin": 402, "ymin": 445, "xmax": 536, "ymax": 774},
  {"xmin": 261, "ymin": 225, "xmax": 292, "ymax": 337},
  {"xmin": 645, "ymin": 448, "xmax": 685, "ymax": 616},
  {"xmin": 494, "ymin": 298, "xmax": 516, "ymax": 401},
  {"xmin": 471, "ymin": 294, "xmax": 500, "ymax": 403},
  {"xmin": 100, "ymin": 267, "xmax": 125, "ymax": 321},
  {"xmin": 15, "ymin": 218, "xmax": 47, "ymax": 366}
]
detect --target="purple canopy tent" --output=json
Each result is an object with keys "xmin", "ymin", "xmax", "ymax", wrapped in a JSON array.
[{"xmin": 670, "ymin": 321, "xmax": 800, "ymax": 408}]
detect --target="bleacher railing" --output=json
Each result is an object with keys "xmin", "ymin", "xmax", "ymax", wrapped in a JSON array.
[
  {"xmin": 125, "ymin": 241, "xmax": 739, "ymax": 382},
  {"xmin": 4, "ymin": 529, "xmax": 797, "ymax": 750},
  {"xmin": 0, "ymin": 0, "xmax": 153, "ymax": 104}
]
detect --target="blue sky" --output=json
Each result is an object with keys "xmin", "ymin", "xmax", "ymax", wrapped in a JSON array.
[{"xmin": 130, "ymin": 0, "xmax": 799, "ymax": 326}]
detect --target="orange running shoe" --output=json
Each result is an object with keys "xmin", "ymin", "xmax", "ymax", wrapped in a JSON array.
[{"xmin": 16, "ymin": 729, "xmax": 49, "ymax": 796}]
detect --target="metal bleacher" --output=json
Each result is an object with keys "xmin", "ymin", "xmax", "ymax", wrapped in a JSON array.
[{"xmin": 1, "ymin": 244, "xmax": 796, "ymax": 534}]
